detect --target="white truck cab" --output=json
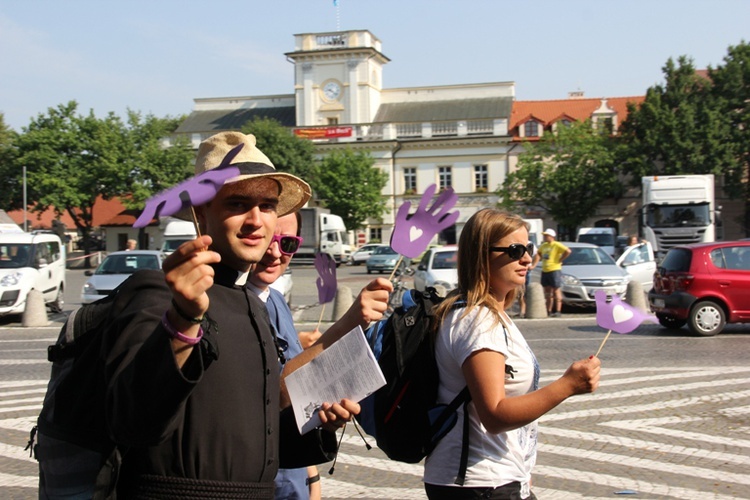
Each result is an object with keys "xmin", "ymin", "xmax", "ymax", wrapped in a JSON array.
[
  {"xmin": 577, "ymin": 227, "xmax": 618, "ymax": 258},
  {"xmin": 0, "ymin": 230, "xmax": 66, "ymax": 316}
]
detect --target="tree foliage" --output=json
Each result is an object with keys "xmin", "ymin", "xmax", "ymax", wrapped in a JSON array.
[
  {"xmin": 618, "ymin": 56, "xmax": 742, "ymax": 196},
  {"xmin": 498, "ymin": 120, "xmax": 618, "ymax": 232},
  {"xmin": 241, "ymin": 117, "xmax": 319, "ymax": 181},
  {"xmin": 0, "ymin": 113, "xmax": 20, "ymax": 209},
  {"xmin": 13, "ymin": 101, "xmax": 192, "ymax": 254},
  {"xmin": 708, "ymin": 41, "xmax": 750, "ymax": 234},
  {"xmin": 314, "ymin": 149, "xmax": 389, "ymax": 230}
]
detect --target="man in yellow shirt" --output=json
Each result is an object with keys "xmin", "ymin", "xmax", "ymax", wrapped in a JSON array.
[{"xmin": 531, "ymin": 229, "xmax": 571, "ymax": 317}]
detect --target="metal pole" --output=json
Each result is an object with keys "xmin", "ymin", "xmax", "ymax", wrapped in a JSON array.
[{"xmin": 23, "ymin": 166, "xmax": 27, "ymax": 232}]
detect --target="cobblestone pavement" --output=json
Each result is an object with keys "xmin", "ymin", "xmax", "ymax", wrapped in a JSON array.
[{"xmin": 0, "ymin": 267, "xmax": 748, "ymax": 498}]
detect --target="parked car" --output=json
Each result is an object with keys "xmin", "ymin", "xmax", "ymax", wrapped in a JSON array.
[
  {"xmin": 0, "ymin": 231, "xmax": 66, "ymax": 316},
  {"xmin": 531, "ymin": 242, "xmax": 631, "ymax": 307},
  {"xmin": 366, "ymin": 246, "xmax": 407, "ymax": 275},
  {"xmin": 413, "ymin": 246, "xmax": 458, "ymax": 294},
  {"xmin": 649, "ymin": 241, "xmax": 750, "ymax": 336},
  {"xmin": 82, "ymin": 250, "xmax": 165, "ymax": 303},
  {"xmin": 348, "ymin": 243, "xmax": 387, "ymax": 266},
  {"xmin": 269, "ymin": 267, "xmax": 293, "ymax": 306},
  {"xmin": 616, "ymin": 241, "xmax": 657, "ymax": 292}
]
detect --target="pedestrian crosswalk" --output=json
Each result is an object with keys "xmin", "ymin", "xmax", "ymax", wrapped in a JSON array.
[{"xmin": 1, "ymin": 363, "xmax": 749, "ymax": 499}]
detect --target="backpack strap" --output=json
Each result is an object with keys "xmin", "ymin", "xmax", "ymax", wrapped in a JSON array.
[{"xmin": 455, "ymin": 396, "xmax": 471, "ymax": 486}]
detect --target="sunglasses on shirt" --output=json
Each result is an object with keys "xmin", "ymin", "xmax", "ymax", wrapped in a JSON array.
[
  {"xmin": 270, "ymin": 234, "xmax": 304, "ymax": 256},
  {"xmin": 489, "ymin": 242, "xmax": 535, "ymax": 261}
]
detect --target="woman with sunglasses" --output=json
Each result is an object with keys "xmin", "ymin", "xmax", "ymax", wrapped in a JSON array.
[{"xmin": 424, "ymin": 208, "xmax": 601, "ymax": 500}]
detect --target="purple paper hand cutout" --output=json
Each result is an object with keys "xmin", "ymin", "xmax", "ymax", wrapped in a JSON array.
[
  {"xmin": 594, "ymin": 290, "xmax": 657, "ymax": 334},
  {"xmin": 315, "ymin": 252, "xmax": 337, "ymax": 304},
  {"xmin": 133, "ymin": 143, "xmax": 245, "ymax": 228},
  {"xmin": 390, "ymin": 184, "xmax": 459, "ymax": 259}
]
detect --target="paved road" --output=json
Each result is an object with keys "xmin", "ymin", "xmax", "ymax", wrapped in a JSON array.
[{"xmin": 1, "ymin": 267, "xmax": 749, "ymax": 499}]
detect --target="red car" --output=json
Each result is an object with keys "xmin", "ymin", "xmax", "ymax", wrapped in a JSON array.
[{"xmin": 649, "ymin": 241, "xmax": 750, "ymax": 336}]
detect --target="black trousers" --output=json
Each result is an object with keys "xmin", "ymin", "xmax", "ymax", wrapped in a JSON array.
[{"xmin": 425, "ymin": 481, "xmax": 537, "ymax": 500}]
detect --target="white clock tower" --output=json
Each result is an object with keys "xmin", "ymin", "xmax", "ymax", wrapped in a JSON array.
[{"xmin": 285, "ymin": 30, "xmax": 390, "ymax": 127}]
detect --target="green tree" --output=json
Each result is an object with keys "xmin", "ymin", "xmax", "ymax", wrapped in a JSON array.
[
  {"xmin": 314, "ymin": 149, "xmax": 389, "ymax": 230},
  {"xmin": 618, "ymin": 56, "xmax": 741, "ymax": 194},
  {"xmin": 0, "ymin": 113, "xmax": 20, "ymax": 210},
  {"xmin": 14, "ymin": 101, "xmax": 192, "ymax": 261},
  {"xmin": 498, "ymin": 120, "xmax": 619, "ymax": 232},
  {"xmin": 241, "ymin": 117, "xmax": 319, "ymax": 181},
  {"xmin": 709, "ymin": 41, "xmax": 750, "ymax": 235}
]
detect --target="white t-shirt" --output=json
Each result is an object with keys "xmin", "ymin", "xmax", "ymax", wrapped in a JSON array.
[{"xmin": 423, "ymin": 306, "xmax": 540, "ymax": 489}]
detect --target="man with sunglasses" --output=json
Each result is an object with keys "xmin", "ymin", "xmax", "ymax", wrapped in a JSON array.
[{"xmin": 531, "ymin": 228, "xmax": 571, "ymax": 317}]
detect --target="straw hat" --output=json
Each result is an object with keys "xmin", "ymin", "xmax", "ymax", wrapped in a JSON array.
[{"xmin": 179, "ymin": 131, "xmax": 311, "ymax": 219}]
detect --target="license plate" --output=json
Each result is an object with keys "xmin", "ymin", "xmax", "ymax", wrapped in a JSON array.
[{"xmin": 653, "ymin": 299, "xmax": 665, "ymax": 308}]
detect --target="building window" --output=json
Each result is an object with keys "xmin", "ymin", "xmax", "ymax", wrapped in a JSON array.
[
  {"xmin": 560, "ymin": 119, "xmax": 571, "ymax": 127},
  {"xmin": 524, "ymin": 121, "xmax": 540, "ymax": 137},
  {"xmin": 369, "ymin": 227, "xmax": 382, "ymax": 243},
  {"xmin": 404, "ymin": 167, "xmax": 417, "ymax": 194},
  {"xmin": 474, "ymin": 164, "xmax": 488, "ymax": 191},
  {"xmin": 438, "ymin": 166, "xmax": 452, "ymax": 191},
  {"xmin": 327, "ymin": 117, "xmax": 339, "ymax": 126}
]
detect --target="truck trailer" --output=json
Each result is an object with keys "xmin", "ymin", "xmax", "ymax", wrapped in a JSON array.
[{"xmin": 296, "ymin": 207, "xmax": 351, "ymax": 265}]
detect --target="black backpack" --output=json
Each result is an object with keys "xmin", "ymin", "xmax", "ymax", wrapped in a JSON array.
[
  {"xmin": 29, "ymin": 285, "xmax": 123, "ymax": 499},
  {"xmin": 362, "ymin": 287, "xmax": 471, "ymax": 475}
]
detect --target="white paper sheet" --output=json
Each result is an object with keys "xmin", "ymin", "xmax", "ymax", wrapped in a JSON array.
[{"xmin": 285, "ymin": 325, "xmax": 386, "ymax": 434}]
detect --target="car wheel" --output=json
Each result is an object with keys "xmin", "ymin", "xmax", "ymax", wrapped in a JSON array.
[
  {"xmin": 688, "ymin": 300, "xmax": 726, "ymax": 337},
  {"xmin": 657, "ymin": 314, "xmax": 686, "ymax": 330},
  {"xmin": 49, "ymin": 285, "xmax": 64, "ymax": 314}
]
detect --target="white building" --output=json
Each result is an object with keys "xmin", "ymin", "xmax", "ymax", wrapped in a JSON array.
[{"xmin": 174, "ymin": 29, "xmax": 514, "ymax": 245}]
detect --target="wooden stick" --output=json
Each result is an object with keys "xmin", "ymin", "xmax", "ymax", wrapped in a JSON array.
[
  {"xmin": 189, "ymin": 206, "xmax": 202, "ymax": 238},
  {"xmin": 316, "ymin": 303, "xmax": 326, "ymax": 332},
  {"xmin": 388, "ymin": 255, "xmax": 404, "ymax": 281},
  {"xmin": 594, "ymin": 329, "xmax": 612, "ymax": 357}
]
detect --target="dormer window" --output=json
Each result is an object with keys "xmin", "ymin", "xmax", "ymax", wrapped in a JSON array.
[{"xmin": 524, "ymin": 121, "xmax": 540, "ymax": 137}]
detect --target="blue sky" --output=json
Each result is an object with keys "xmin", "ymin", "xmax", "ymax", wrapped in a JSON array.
[{"xmin": 1, "ymin": 0, "xmax": 749, "ymax": 131}]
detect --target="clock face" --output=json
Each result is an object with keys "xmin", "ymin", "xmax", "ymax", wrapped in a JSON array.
[{"xmin": 323, "ymin": 81, "xmax": 341, "ymax": 101}]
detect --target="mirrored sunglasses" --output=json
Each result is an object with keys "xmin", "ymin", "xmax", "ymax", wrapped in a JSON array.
[
  {"xmin": 489, "ymin": 242, "xmax": 535, "ymax": 261},
  {"xmin": 270, "ymin": 234, "xmax": 304, "ymax": 256}
]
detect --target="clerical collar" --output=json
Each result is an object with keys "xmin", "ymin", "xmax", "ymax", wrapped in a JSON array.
[{"xmin": 210, "ymin": 263, "xmax": 250, "ymax": 288}]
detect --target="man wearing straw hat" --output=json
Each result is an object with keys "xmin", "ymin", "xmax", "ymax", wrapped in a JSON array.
[{"xmin": 102, "ymin": 131, "xmax": 391, "ymax": 498}]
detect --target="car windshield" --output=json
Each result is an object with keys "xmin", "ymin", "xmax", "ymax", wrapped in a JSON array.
[
  {"xmin": 578, "ymin": 233, "xmax": 615, "ymax": 246},
  {"xmin": 0, "ymin": 244, "xmax": 32, "ymax": 269},
  {"xmin": 372, "ymin": 246, "xmax": 396, "ymax": 256},
  {"xmin": 431, "ymin": 250, "xmax": 457, "ymax": 269},
  {"xmin": 96, "ymin": 254, "xmax": 161, "ymax": 275},
  {"xmin": 565, "ymin": 247, "xmax": 615, "ymax": 266},
  {"xmin": 162, "ymin": 239, "xmax": 191, "ymax": 252}
]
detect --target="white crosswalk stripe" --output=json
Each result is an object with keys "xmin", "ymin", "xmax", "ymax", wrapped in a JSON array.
[{"xmin": 0, "ymin": 366, "xmax": 748, "ymax": 499}]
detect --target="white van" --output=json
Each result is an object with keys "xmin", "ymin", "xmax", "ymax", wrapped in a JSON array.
[
  {"xmin": 0, "ymin": 231, "xmax": 66, "ymax": 316},
  {"xmin": 160, "ymin": 218, "xmax": 197, "ymax": 255},
  {"xmin": 577, "ymin": 227, "xmax": 618, "ymax": 258}
]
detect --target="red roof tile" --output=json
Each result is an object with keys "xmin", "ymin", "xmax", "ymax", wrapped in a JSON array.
[{"xmin": 6, "ymin": 196, "xmax": 137, "ymax": 230}]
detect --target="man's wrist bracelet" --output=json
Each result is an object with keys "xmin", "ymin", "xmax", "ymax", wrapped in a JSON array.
[
  {"xmin": 306, "ymin": 473, "xmax": 320, "ymax": 485},
  {"xmin": 162, "ymin": 312, "xmax": 203, "ymax": 345},
  {"xmin": 171, "ymin": 299, "xmax": 204, "ymax": 324}
]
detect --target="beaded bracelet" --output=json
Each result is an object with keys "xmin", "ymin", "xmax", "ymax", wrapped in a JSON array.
[
  {"xmin": 171, "ymin": 299, "xmax": 204, "ymax": 324},
  {"xmin": 162, "ymin": 311, "xmax": 203, "ymax": 345}
]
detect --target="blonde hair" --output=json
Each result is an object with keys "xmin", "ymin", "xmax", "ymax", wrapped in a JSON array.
[{"xmin": 435, "ymin": 208, "xmax": 528, "ymax": 330}]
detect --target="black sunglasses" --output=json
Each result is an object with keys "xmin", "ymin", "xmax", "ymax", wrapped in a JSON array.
[
  {"xmin": 270, "ymin": 234, "xmax": 304, "ymax": 256},
  {"xmin": 490, "ymin": 242, "xmax": 535, "ymax": 261}
]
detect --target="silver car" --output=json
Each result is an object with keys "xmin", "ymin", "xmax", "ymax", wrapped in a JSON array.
[
  {"xmin": 532, "ymin": 242, "xmax": 631, "ymax": 306},
  {"xmin": 82, "ymin": 250, "xmax": 165, "ymax": 303}
]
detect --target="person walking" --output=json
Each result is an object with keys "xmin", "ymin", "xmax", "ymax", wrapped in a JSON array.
[
  {"xmin": 531, "ymin": 228, "xmax": 571, "ymax": 317},
  {"xmin": 101, "ymin": 131, "xmax": 389, "ymax": 499},
  {"xmin": 248, "ymin": 211, "xmax": 392, "ymax": 499},
  {"xmin": 423, "ymin": 209, "xmax": 600, "ymax": 499}
]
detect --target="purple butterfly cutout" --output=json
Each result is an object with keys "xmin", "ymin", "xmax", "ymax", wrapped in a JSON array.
[
  {"xmin": 315, "ymin": 252, "xmax": 337, "ymax": 304},
  {"xmin": 133, "ymin": 144, "xmax": 245, "ymax": 228},
  {"xmin": 390, "ymin": 184, "xmax": 459, "ymax": 259},
  {"xmin": 594, "ymin": 290, "xmax": 658, "ymax": 334}
]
